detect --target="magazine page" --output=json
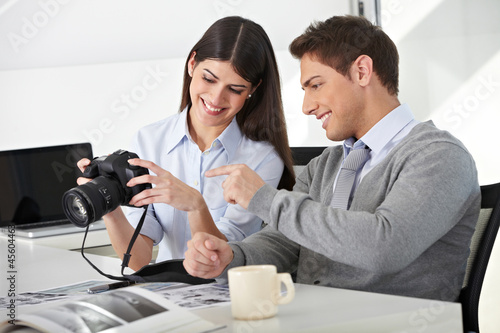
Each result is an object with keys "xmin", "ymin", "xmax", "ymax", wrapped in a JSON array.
[
  {"xmin": 0, "ymin": 280, "xmax": 111, "ymax": 310},
  {"xmin": 138, "ymin": 283, "xmax": 230, "ymax": 309},
  {"xmin": 0, "ymin": 287, "xmax": 221, "ymax": 333},
  {"xmin": 0, "ymin": 281, "xmax": 231, "ymax": 311}
]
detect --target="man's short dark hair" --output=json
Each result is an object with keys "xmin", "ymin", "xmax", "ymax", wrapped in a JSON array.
[{"xmin": 289, "ymin": 15, "xmax": 399, "ymax": 96}]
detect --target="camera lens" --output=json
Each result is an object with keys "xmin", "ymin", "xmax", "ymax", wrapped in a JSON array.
[
  {"xmin": 62, "ymin": 176, "xmax": 124, "ymax": 227},
  {"xmin": 62, "ymin": 191, "xmax": 93, "ymax": 227}
]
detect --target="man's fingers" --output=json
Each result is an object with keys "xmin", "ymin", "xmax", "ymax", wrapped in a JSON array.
[
  {"xmin": 183, "ymin": 240, "xmax": 219, "ymax": 278},
  {"xmin": 204, "ymin": 239, "xmax": 222, "ymax": 262},
  {"xmin": 184, "ymin": 232, "xmax": 233, "ymax": 279},
  {"xmin": 186, "ymin": 234, "xmax": 224, "ymax": 267},
  {"xmin": 193, "ymin": 235, "xmax": 221, "ymax": 263},
  {"xmin": 183, "ymin": 258, "xmax": 215, "ymax": 278}
]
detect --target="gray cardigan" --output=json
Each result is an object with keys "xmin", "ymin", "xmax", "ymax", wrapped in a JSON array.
[{"xmin": 225, "ymin": 121, "xmax": 480, "ymax": 301}]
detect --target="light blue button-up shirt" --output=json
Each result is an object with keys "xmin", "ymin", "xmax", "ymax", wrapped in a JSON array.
[
  {"xmin": 337, "ymin": 103, "xmax": 420, "ymax": 208},
  {"xmin": 126, "ymin": 108, "xmax": 284, "ymax": 261}
]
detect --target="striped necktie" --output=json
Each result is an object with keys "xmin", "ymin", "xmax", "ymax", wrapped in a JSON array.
[{"xmin": 331, "ymin": 147, "xmax": 370, "ymax": 209}]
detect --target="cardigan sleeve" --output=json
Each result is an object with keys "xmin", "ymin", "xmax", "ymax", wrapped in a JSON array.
[
  {"xmin": 214, "ymin": 226, "xmax": 301, "ymax": 282},
  {"xmin": 247, "ymin": 140, "xmax": 480, "ymax": 274}
]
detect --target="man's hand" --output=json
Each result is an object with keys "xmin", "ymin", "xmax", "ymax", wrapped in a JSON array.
[
  {"xmin": 205, "ymin": 164, "xmax": 265, "ymax": 209},
  {"xmin": 183, "ymin": 232, "xmax": 234, "ymax": 279}
]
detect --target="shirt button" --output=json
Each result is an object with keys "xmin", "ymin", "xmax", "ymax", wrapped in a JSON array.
[
  {"xmin": 193, "ymin": 180, "xmax": 199, "ymax": 186},
  {"xmin": 212, "ymin": 142, "xmax": 217, "ymax": 148},
  {"xmin": 203, "ymin": 151, "xmax": 210, "ymax": 155}
]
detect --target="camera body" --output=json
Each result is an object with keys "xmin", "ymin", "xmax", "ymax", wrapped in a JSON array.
[
  {"xmin": 82, "ymin": 149, "xmax": 149, "ymax": 199},
  {"xmin": 62, "ymin": 149, "xmax": 151, "ymax": 227}
]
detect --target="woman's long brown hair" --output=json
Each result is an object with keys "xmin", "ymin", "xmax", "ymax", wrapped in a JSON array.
[{"xmin": 180, "ymin": 16, "xmax": 295, "ymax": 190}]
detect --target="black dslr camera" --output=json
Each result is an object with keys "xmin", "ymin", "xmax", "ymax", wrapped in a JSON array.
[{"xmin": 62, "ymin": 149, "xmax": 151, "ymax": 227}]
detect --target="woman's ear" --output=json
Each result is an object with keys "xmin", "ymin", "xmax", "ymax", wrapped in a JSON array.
[
  {"xmin": 353, "ymin": 55, "xmax": 373, "ymax": 87},
  {"xmin": 187, "ymin": 52, "xmax": 197, "ymax": 77},
  {"xmin": 249, "ymin": 79, "xmax": 262, "ymax": 97}
]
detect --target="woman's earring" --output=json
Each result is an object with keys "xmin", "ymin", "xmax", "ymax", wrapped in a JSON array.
[{"xmin": 247, "ymin": 94, "xmax": 252, "ymax": 98}]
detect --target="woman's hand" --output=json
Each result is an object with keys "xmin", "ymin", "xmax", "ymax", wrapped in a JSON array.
[
  {"xmin": 127, "ymin": 158, "xmax": 205, "ymax": 212},
  {"xmin": 76, "ymin": 158, "xmax": 92, "ymax": 185}
]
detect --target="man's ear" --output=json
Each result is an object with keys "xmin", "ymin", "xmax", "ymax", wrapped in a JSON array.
[{"xmin": 353, "ymin": 55, "xmax": 373, "ymax": 87}]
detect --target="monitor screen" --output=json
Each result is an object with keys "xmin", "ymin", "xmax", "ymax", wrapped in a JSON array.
[{"xmin": 0, "ymin": 143, "xmax": 92, "ymax": 227}]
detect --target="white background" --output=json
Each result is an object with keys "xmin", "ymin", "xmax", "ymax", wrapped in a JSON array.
[
  {"xmin": 0, "ymin": 0, "xmax": 343, "ymax": 158},
  {"xmin": 1, "ymin": 0, "xmax": 498, "ymax": 185},
  {"xmin": 0, "ymin": 1, "xmax": 499, "ymax": 332}
]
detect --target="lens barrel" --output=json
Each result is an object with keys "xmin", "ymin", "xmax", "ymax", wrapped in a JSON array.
[{"xmin": 62, "ymin": 176, "xmax": 124, "ymax": 227}]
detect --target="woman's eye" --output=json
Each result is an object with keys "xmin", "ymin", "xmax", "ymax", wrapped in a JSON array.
[
  {"xmin": 201, "ymin": 75, "xmax": 244, "ymax": 95},
  {"xmin": 203, "ymin": 76, "xmax": 214, "ymax": 83},
  {"xmin": 229, "ymin": 88, "xmax": 243, "ymax": 95}
]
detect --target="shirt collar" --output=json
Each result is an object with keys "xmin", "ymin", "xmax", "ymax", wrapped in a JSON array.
[
  {"xmin": 343, "ymin": 137, "xmax": 367, "ymax": 158},
  {"xmin": 217, "ymin": 116, "xmax": 243, "ymax": 162},
  {"xmin": 356, "ymin": 103, "xmax": 415, "ymax": 154},
  {"xmin": 165, "ymin": 107, "xmax": 243, "ymax": 160},
  {"xmin": 165, "ymin": 107, "xmax": 190, "ymax": 154}
]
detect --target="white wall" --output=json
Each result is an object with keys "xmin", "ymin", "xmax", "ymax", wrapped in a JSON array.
[
  {"xmin": 1, "ymin": 0, "xmax": 498, "ymax": 185},
  {"xmin": 0, "ymin": 0, "xmax": 347, "ymax": 157},
  {"xmin": 381, "ymin": 0, "xmax": 500, "ymax": 185}
]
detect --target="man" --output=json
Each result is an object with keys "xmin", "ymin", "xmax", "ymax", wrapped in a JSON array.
[{"xmin": 182, "ymin": 15, "xmax": 480, "ymax": 301}]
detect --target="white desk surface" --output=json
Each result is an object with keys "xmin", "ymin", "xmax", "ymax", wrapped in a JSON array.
[
  {"xmin": 6, "ymin": 228, "xmax": 112, "ymax": 250},
  {"xmin": 0, "ymin": 237, "xmax": 463, "ymax": 332}
]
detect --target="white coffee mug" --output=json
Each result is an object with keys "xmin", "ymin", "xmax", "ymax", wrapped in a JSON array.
[{"xmin": 228, "ymin": 265, "xmax": 295, "ymax": 320}]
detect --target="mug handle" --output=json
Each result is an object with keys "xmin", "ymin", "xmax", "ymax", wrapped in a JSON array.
[{"xmin": 275, "ymin": 273, "xmax": 295, "ymax": 305}]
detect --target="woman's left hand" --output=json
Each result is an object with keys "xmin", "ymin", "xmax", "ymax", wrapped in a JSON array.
[{"xmin": 126, "ymin": 158, "xmax": 205, "ymax": 212}]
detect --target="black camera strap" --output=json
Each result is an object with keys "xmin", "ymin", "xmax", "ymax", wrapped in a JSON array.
[{"xmin": 80, "ymin": 205, "xmax": 149, "ymax": 282}]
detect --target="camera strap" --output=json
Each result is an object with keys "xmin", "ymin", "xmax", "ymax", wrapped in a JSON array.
[{"xmin": 80, "ymin": 205, "xmax": 149, "ymax": 282}]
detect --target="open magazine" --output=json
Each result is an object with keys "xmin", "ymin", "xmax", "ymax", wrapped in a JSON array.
[{"xmin": 0, "ymin": 286, "xmax": 221, "ymax": 333}]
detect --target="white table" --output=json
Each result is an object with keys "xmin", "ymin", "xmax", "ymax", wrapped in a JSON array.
[
  {"xmin": 13, "ymin": 229, "xmax": 111, "ymax": 250},
  {"xmin": 195, "ymin": 284, "xmax": 462, "ymax": 332},
  {"xmin": 0, "ymin": 237, "xmax": 463, "ymax": 332}
]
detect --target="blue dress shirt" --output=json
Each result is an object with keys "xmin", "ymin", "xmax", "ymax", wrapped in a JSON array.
[
  {"xmin": 126, "ymin": 108, "xmax": 284, "ymax": 261},
  {"xmin": 336, "ymin": 103, "xmax": 420, "ymax": 208}
]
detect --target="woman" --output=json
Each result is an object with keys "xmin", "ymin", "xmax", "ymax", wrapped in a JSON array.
[{"xmin": 78, "ymin": 16, "xmax": 294, "ymax": 270}]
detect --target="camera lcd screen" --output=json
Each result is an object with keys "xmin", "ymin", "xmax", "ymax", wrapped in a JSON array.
[{"xmin": 0, "ymin": 143, "xmax": 92, "ymax": 227}]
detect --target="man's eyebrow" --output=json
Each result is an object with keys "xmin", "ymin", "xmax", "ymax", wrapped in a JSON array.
[
  {"xmin": 302, "ymin": 75, "xmax": 321, "ymax": 88},
  {"xmin": 203, "ymin": 68, "xmax": 248, "ymax": 88}
]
